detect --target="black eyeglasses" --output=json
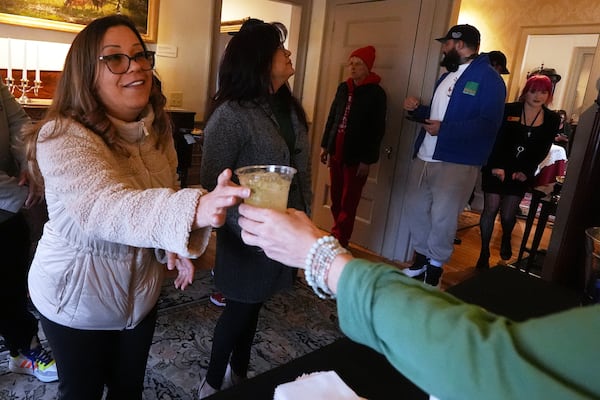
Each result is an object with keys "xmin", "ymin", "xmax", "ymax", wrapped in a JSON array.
[{"xmin": 98, "ymin": 50, "xmax": 155, "ymax": 74}]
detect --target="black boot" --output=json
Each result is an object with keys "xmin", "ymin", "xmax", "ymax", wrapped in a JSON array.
[
  {"xmin": 476, "ymin": 252, "xmax": 490, "ymax": 269},
  {"xmin": 500, "ymin": 236, "xmax": 512, "ymax": 260}
]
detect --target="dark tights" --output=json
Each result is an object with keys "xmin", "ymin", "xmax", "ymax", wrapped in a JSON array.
[
  {"xmin": 479, "ymin": 192, "xmax": 522, "ymax": 258},
  {"xmin": 206, "ymin": 300, "xmax": 263, "ymax": 388}
]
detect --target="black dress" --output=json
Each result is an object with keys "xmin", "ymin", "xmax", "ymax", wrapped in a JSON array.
[{"xmin": 481, "ymin": 102, "xmax": 560, "ymax": 197}]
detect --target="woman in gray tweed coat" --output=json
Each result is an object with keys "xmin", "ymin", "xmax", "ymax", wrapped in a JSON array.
[{"xmin": 198, "ymin": 18, "xmax": 312, "ymax": 397}]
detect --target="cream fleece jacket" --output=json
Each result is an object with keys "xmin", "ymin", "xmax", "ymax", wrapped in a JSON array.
[{"xmin": 28, "ymin": 108, "xmax": 210, "ymax": 330}]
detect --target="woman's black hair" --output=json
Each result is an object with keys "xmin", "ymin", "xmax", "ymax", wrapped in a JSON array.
[
  {"xmin": 213, "ymin": 19, "xmax": 282, "ymax": 105},
  {"xmin": 208, "ymin": 18, "xmax": 307, "ymax": 129}
]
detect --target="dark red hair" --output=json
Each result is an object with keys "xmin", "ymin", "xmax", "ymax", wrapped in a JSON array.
[{"xmin": 518, "ymin": 75, "xmax": 553, "ymax": 104}]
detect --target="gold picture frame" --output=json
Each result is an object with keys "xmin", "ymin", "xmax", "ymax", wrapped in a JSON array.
[{"xmin": 0, "ymin": 0, "xmax": 160, "ymax": 43}]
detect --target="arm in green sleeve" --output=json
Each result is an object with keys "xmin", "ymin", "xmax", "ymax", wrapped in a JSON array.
[{"xmin": 336, "ymin": 259, "xmax": 600, "ymax": 400}]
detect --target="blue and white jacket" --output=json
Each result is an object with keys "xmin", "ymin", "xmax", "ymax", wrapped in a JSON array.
[{"xmin": 411, "ymin": 54, "xmax": 506, "ymax": 166}]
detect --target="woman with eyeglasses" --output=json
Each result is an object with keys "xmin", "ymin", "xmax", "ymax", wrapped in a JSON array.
[
  {"xmin": 22, "ymin": 15, "xmax": 249, "ymax": 399},
  {"xmin": 198, "ymin": 18, "xmax": 312, "ymax": 398}
]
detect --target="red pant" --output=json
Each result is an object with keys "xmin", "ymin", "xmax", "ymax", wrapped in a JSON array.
[{"xmin": 329, "ymin": 161, "xmax": 367, "ymax": 247}]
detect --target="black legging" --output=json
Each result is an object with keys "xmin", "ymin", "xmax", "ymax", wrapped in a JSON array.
[
  {"xmin": 0, "ymin": 212, "xmax": 38, "ymax": 355},
  {"xmin": 40, "ymin": 306, "xmax": 157, "ymax": 400},
  {"xmin": 479, "ymin": 192, "xmax": 523, "ymax": 257},
  {"xmin": 206, "ymin": 299, "xmax": 263, "ymax": 388}
]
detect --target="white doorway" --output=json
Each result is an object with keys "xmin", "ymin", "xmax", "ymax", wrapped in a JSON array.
[
  {"xmin": 507, "ymin": 26, "xmax": 600, "ymax": 117},
  {"xmin": 515, "ymin": 33, "xmax": 598, "ymax": 120},
  {"xmin": 209, "ymin": 0, "xmax": 308, "ymax": 104}
]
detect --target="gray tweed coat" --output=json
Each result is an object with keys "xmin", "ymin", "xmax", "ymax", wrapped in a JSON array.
[{"xmin": 200, "ymin": 98, "xmax": 312, "ymax": 303}]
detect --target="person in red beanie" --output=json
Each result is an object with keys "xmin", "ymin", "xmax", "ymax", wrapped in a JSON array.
[{"xmin": 320, "ymin": 45, "xmax": 387, "ymax": 248}]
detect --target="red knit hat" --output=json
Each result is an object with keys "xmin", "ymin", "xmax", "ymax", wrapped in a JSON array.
[{"xmin": 350, "ymin": 46, "xmax": 376, "ymax": 71}]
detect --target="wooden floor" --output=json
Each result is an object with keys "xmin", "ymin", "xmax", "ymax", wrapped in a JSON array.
[
  {"xmin": 347, "ymin": 210, "xmax": 553, "ymax": 290},
  {"xmin": 191, "ymin": 210, "xmax": 553, "ymax": 292}
]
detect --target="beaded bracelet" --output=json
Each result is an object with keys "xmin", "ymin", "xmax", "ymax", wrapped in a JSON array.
[{"xmin": 304, "ymin": 236, "xmax": 349, "ymax": 299}]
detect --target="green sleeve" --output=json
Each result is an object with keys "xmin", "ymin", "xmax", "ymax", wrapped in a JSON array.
[{"xmin": 336, "ymin": 259, "xmax": 600, "ymax": 399}]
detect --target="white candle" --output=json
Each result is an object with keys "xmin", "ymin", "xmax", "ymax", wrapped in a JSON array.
[
  {"xmin": 35, "ymin": 43, "xmax": 40, "ymax": 82},
  {"xmin": 22, "ymin": 41, "xmax": 27, "ymax": 81},
  {"xmin": 6, "ymin": 38, "xmax": 12, "ymax": 80}
]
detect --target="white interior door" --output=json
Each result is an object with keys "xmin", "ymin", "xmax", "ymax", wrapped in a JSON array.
[{"xmin": 312, "ymin": 0, "xmax": 423, "ymax": 253}]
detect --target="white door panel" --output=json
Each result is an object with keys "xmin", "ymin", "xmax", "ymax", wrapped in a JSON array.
[{"xmin": 313, "ymin": 0, "xmax": 422, "ymax": 252}]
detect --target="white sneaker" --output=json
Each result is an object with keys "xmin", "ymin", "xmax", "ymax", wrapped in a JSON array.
[
  {"xmin": 402, "ymin": 253, "xmax": 428, "ymax": 278},
  {"xmin": 9, "ymin": 345, "xmax": 59, "ymax": 383},
  {"xmin": 402, "ymin": 265, "xmax": 427, "ymax": 277},
  {"xmin": 210, "ymin": 292, "xmax": 227, "ymax": 307},
  {"xmin": 424, "ymin": 264, "xmax": 443, "ymax": 288}
]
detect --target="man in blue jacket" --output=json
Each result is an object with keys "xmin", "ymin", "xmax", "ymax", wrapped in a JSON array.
[{"xmin": 402, "ymin": 24, "xmax": 506, "ymax": 286}]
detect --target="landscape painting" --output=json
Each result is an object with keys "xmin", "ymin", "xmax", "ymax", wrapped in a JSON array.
[{"xmin": 0, "ymin": 0, "xmax": 159, "ymax": 42}]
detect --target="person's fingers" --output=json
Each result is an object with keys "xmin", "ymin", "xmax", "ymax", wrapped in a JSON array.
[
  {"xmin": 218, "ymin": 187, "xmax": 251, "ymax": 203},
  {"xmin": 215, "ymin": 168, "xmax": 233, "ymax": 186},
  {"xmin": 211, "ymin": 213, "xmax": 226, "ymax": 228},
  {"xmin": 24, "ymin": 193, "xmax": 34, "ymax": 209},
  {"xmin": 238, "ymin": 213, "xmax": 265, "ymax": 236},
  {"xmin": 238, "ymin": 202, "xmax": 259, "ymax": 218}
]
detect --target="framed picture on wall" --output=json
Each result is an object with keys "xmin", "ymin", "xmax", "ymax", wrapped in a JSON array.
[{"xmin": 0, "ymin": 0, "xmax": 159, "ymax": 42}]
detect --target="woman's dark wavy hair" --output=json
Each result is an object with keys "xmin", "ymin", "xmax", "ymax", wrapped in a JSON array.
[
  {"xmin": 208, "ymin": 18, "xmax": 307, "ymax": 128},
  {"xmin": 24, "ymin": 14, "xmax": 169, "ymax": 186}
]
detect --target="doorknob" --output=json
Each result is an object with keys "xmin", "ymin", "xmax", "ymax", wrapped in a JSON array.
[{"xmin": 384, "ymin": 146, "xmax": 393, "ymax": 159}]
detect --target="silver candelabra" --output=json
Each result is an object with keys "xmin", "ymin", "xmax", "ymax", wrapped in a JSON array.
[{"xmin": 5, "ymin": 76, "xmax": 43, "ymax": 104}]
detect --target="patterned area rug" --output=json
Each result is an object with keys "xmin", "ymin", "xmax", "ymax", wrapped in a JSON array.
[{"xmin": 0, "ymin": 270, "xmax": 342, "ymax": 399}]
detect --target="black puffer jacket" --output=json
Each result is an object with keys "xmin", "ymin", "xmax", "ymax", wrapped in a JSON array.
[{"xmin": 321, "ymin": 75, "xmax": 386, "ymax": 165}]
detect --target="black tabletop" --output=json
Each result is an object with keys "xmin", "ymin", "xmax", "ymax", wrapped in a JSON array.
[
  {"xmin": 446, "ymin": 265, "xmax": 581, "ymax": 321},
  {"xmin": 206, "ymin": 337, "xmax": 427, "ymax": 400},
  {"xmin": 207, "ymin": 265, "xmax": 582, "ymax": 399}
]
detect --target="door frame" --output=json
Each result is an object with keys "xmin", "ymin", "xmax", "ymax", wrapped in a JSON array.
[
  {"xmin": 507, "ymin": 24, "xmax": 600, "ymax": 106},
  {"xmin": 207, "ymin": 0, "xmax": 313, "ymax": 118},
  {"xmin": 564, "ymin": 45, "xmax": 596, "ymax": 118}
]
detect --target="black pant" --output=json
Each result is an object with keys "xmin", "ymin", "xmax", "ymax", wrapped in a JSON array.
[
  {"xmin": 0, "ymin": 211, "xmax": 38, "ymax": 355},
  {"xmin": 40, "ymin": 306, "xmax": 157, "ymax": 400},
  {"xmin": 206, "ymin": 300, "xmax": 263, "ymax": 388}
]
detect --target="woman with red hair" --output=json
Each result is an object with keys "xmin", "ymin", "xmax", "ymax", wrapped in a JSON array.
[{"xmin": 476, "ymin": 75, "xmax": 559, "ymax": 269}]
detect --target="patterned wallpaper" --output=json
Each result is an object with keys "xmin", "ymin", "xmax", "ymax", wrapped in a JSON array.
[
  {"xmin": 459, "ymin": 0, "xmax": 600, "ymax": 55},
  {"xmin": 458, "ymin": 0, "xmax": 600, "ymax": 102}
]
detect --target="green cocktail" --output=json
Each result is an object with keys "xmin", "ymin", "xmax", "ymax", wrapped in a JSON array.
[{"xmin": 235, "ymin": 165, "xmax": 297, "ymax": 211}]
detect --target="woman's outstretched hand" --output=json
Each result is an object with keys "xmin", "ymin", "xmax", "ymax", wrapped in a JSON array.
[
  {"xmin": 238, "ymin": 205, "xmax": 322, "ymax": 268},
  {"xmin": 193, "ymin": 169, "xmax": 250, "ymax": 229}
]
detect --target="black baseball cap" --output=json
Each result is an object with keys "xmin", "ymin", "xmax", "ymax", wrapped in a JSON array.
[
  {"xmin": 488, "ymin": 51, "xmax": 510, "ymax": 74},
  {"xmin": 436, "ymin": 24, "xmax": 480, "ymax": 46}
]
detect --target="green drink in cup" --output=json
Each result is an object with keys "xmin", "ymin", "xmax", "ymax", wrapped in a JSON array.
[{"xmin": 235, "ymin": 165, "xmax": 297, "ymax": 211}]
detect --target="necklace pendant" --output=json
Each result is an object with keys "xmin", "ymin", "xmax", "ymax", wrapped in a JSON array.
[{"xmin": 527, "ymin": 130, "xmax": 532, "ymax": 137}]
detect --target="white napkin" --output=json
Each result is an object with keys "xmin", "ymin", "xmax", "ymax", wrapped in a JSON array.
[{"xmin": 273, "ymin": 370, "xmax": 365, "ymax": 400}]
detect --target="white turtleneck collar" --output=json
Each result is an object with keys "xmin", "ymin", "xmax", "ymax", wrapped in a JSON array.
[{"xmin": 106, "ymin": 105, "xmax": 155, "ymax": 144}]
